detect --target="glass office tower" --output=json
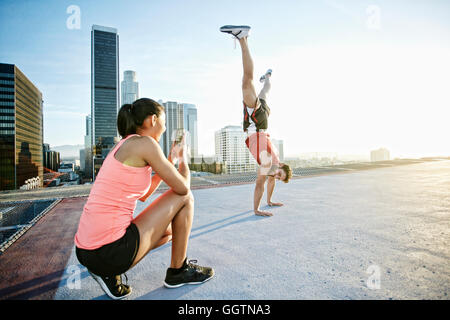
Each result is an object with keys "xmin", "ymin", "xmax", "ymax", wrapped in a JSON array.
[
  {"xmin": 91, "ymin": 25, "xmax": 120, "ymax": 179},
  {"xmin": 182, "ymin": 103, "xmax": 198, "ymax": 158},
  {"xmin": 158, "ymin": 101, "xmax": 198, "ymax": 160},
  {"xmin": 0, "ymin": 63, "xmax": 43, "ymax": 190},
  {"xmin": 121, "ymin": 70, "xmax": 139, "ymax": 105},
  {"xmin": 159, "ymin": 101, "xmax": 184, "ymax": 158}
]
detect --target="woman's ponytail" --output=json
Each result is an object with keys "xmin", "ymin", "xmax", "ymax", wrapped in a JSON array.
[{"xmin": 117, "ymin": 103, "xmax": 137, "ymax": 138}]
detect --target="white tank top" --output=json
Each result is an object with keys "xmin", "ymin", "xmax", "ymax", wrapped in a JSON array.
[{"xmin": 246, "ymin": 107, "xmax": 257, "ymax": 134}]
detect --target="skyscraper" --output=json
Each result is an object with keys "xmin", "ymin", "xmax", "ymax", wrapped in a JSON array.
[
  {"xmin": 0, "ymin": 63, "xmax": 43, "ymax": 190},
  {"xmin": 215, "ymin": 125, "xmax": 257, "ymax": 174},
  {"xmin": 159, "ymin": 101, "xmax": 184, "ymax": 157},
  {"xmin": 271, "ymin": 138, "xmax": 284, "ymax": 162},
  {"xmin": 43, "ymin": 143, "xmax": 60, "ymax": 173},
  {"xmin": 158, "ymin": 101, "xmax": 198, "ymax": 159},
  {"xmin": 83, "ymin": 115, "xmax": 92, "ymax": 180},
  {"xmin": 121, "ymin": 70, "xmax": 139, "ymax": 105},
  {"xmin": 371, "ymin": 148, "xmax": 390, "ymax": 162},
  {"xmin": 91, "ymin": 25, "xmax": 120, "ymax": 179},
  {"xmin": 182, "ymin": 103, "xmax": 198, "ymax": 158}
]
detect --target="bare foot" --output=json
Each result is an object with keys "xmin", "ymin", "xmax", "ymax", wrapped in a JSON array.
[
  {"xmin": 254, "ymin": 210, "xmax": 273, "ymax": 217},
  {"xmin": 268, "ymin": 202, "xmax": 283, "ymax": 207}
]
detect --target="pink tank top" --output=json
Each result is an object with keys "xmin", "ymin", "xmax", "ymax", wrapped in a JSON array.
[{"xmin": 75, "ymin": 134, "xmax": 152, "ymax": 250}]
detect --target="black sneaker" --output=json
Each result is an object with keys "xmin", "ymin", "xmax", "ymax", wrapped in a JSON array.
[
  {"xmin": 260, "ymin": 69, "xmax": 272, "ymax": 83},
  {"xmin": 88, "ymin": 271, "xmax": 132, "ymax": 300},
  {"xmin": 220, "ymin": 25, "xmax": 251, "ymax": 40},
  {"xmin": 164, "ymin": 258, "xmax": 215, "ymax": 288}
]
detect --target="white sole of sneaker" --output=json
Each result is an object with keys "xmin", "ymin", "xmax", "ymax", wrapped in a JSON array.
[
  {"xmin": 163, "ymin": 272, "xmax": 215, "ymax": 289},
  {"xmin": 89, "ymin": 271, "xmax": 132, "ymax": 300},
  {"xmin": 220, "ymin": 25, "xmax": 250, "ymax": 32}
]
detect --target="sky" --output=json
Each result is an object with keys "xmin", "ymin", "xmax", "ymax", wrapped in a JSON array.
[{"xmin": 1, "ymin": 0, "xmax": 450, "ymax": 158}]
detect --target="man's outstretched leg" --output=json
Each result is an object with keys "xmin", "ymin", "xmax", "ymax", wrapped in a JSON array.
[
  {"xmin": 239, "ymin": 36, "xmax": 259, "ymax": 109},
  {"xmin": 220, "ymin": 25, "xmax": 258, "ymax": 109},
  {"xmin": 258, "ymin": 69, "xmax": 272, "ymax": 100}
]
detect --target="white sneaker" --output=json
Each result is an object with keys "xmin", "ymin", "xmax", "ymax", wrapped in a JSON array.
[
  {"xmin": 220, "ymin": 25, "xmax": 251, "ymax": 40},
  {"xmin": 260, "ymin": 69, "xmax": 272, "ymax": 83}
]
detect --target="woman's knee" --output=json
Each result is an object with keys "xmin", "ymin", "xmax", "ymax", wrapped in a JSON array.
[
  {"xmin": 169, "ymin": 188, "xmax": 194, "ymax": 204},
  {"xmin": 164, "ymin": 224, "xmax": 173, "ymax": 237},
  {"xmin": 179, "ymin": 190, "xmax": 194, "ymax": 217},
  {"xmin": 184, "ymin": 190, "xmax": 194, "ymax": 205}
]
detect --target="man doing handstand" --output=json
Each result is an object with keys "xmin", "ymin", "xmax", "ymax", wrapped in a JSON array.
[{"xmin": 220, "ymin": 25, "xmax": 292, "ymax": 217}]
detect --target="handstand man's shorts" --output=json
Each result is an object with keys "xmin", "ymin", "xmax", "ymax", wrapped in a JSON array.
[{"xmin": 245, "ymin": 131, "xmax": 280, "ymax": 174}]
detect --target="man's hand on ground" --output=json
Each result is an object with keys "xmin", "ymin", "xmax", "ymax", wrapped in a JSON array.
[
  {"xmin": 268, "ymin": 202, "xmax": 283, "ymax": 207},
  {"xmin": 254, "ymin": 210, "xmax": 273, "ymax": 217}
]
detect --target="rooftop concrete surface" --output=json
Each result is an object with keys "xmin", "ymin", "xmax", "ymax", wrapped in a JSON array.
[
  {"xmin": 55, "ymin": 159, "xmax": 449, "ymax": 300},
  {"xmin": 1, "ymin": 160, "xmax": 449, "ymax": 300}
]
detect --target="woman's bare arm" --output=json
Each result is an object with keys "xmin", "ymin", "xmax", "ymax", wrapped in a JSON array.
[{"xmin": 139, "ymin": 136, "xmax": 190, "ymax": 196}]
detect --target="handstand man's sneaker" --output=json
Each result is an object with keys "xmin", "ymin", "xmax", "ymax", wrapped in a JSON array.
[
  {"xmin": 88, "ymin": 271, "xmax": 132, "ymax": 300},
  {"xmin": 220, "ymin": 25, "xmax": 251, "ymax": 40},
  {"xmin": 260, "ymin": 69, "xmax": 273, "ymax": 83},
  {"xmin": 164, "ymin": 258, "xmax": 215, "ymax": 288}
]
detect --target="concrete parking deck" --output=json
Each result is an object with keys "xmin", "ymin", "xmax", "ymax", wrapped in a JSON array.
[{"xmin": 1, "ymin": 160, "xmax": 449, "ymax": 300}]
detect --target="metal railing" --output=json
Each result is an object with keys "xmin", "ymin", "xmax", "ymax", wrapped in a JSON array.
[
  {"xmin": 0, "ymin": 158, "xmax": 438, "ymax": 202},
  {"xmin": 0, "ymin": 199, "xmax": 61, "ymax": 254}
]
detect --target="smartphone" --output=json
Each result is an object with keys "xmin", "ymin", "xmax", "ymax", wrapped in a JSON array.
[{"xmin": 172, "ymin": 129, "xmax": 184, "ymax": 145}]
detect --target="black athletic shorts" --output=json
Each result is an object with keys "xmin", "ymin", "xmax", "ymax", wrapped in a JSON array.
[{"xmin": 76, "ymin": 223, "xmax": 140, "ymax": 277}]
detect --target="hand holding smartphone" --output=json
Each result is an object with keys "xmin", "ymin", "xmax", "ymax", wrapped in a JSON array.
[{"xmin": 170, "ymin": 129, "xmax": 189, "ymax": 165}]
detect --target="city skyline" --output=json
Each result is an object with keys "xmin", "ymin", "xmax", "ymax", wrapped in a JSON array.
[{"xmin": 1, "ymin": 1, "xmax": 450, "ymax": 159}]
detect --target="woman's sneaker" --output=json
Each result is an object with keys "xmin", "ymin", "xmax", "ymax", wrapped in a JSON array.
[
  {"xmin": 220, "ymin": 25, "xmax": 251, "ymax": 39},
  {"xmin": 88, "ymin": 271, "xmax": 132, "ymax": 300},
  {"xmin": 164, "ymin": 258, "xmax": 215, "ymax": 288},
  {"xmin": 260, "ymin": 69, "xmax": 273, "ymax": 83}
]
